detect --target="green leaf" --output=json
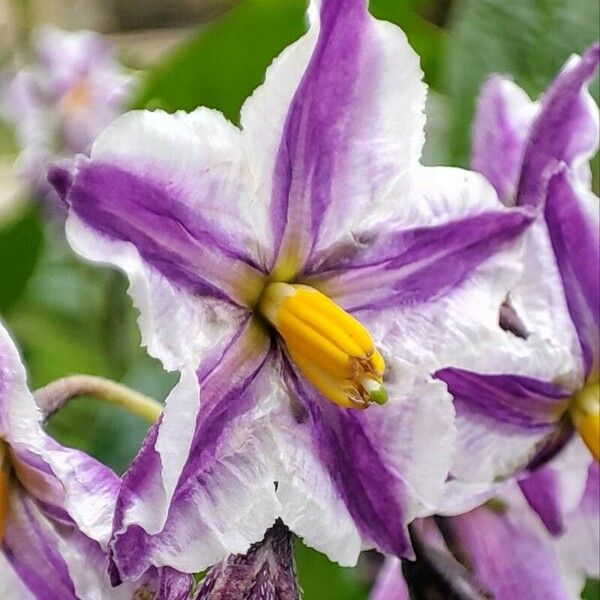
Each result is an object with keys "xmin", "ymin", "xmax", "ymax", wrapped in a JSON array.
[
  {"xmin": 0, "ymin": 205, "xmax": 43, "ymax": 312},
  {"xmin": 444, "ymin": 0, "xmax": 600, "ymax": 166},
  {"xmin": 583, "ymin": 579, "xmax": 600, "ymax": 600},
  {"xmin": 133, "ymin": 0, "xmax": 308, "ymax": 121},
  {"xmin": 134, "ymin": 0, "xmax": 443, "ymax": 120},
  {"xmin": 294, "ymin": 540, "xmax": 369, "ymax": 600}
]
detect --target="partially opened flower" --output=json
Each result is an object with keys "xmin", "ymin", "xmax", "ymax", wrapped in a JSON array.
[
  {"xmin": 195, "ymin": 520, "xmax": 299, "ymax": 600},
  {"xmin": 370, "ymin": 441, "xmax": 599, "ymax": 600},
  {"xmin": 0, "ymin": 321, "xmax": 190, "ymax": 599},
  {"xmin": 434, "ymin": 43, "xmax": 600, "ymax": 497},
  {"xmin": 50, "ymin": 0, "xmax": 531, "ymax": 580},
  {"xmin": 2, "ymin": 27, "xmax": 135, "ymax": 201}
]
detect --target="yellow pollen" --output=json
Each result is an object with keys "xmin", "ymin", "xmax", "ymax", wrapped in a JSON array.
[
  {"xmin": 571, "ymin": 377, "xmax": 600, "ymax": 463},
  {"xmin": 259, "ymin": 283, "xmax": 387, "ymax": 409},
  {"xmin": 0, "ymin": 441, "xmax": 9, "ymax": 544}
]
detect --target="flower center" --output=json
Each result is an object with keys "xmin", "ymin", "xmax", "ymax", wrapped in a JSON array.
[
  {"xmin": 0, "ymin": 440, "xmax": 10, "ymax": 543},
  {"xmin": 258, "ymin": 283, "xmax": 387, "ymax": 409},
  {"xmin": 571, "ymin": 375, "xmax": 599, "ymax": 462},
  {"xmin": 60, "ymin": 78, "xmax": 92, "ymax": 116}
]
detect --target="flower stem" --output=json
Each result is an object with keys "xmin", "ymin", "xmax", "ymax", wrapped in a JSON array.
[{"xmin": 34, "ymin": 375, "xmax": 162, "ymax": 423}]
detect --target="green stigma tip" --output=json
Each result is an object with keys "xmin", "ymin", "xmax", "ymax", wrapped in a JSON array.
[{"xmin": 370, "ymin": 387, "xmax": 388, "ymax": 405}]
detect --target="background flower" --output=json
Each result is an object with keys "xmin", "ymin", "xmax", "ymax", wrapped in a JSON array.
[
  {"xmin": 1, "ymin": 27, "xmax": 135, "ymax": 204},
  {"xmin": 434, "ymin": 43, "xmax": 599, "ymax": 507},
  {"xmin": 0, "ymin": 320, "xmax": 190, "ymax": 599}
]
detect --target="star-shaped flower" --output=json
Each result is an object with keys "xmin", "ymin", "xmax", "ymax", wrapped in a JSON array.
[{"xmin": 50, "ymin": 0, "xmax": 531, "ymax": 581}]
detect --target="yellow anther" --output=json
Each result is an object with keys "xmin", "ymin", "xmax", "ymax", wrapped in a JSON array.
[
  {"xmin": 371, "ymin": 349, "xmax": 386, "ymax": 374},
  {"xmin": 278, "ymin": 310, "xmax": 352, "ymax": 378},
  {"xmin": 259, "ymin": 283, "xmax": 387, "ymax": 409},
  {"xmin": 0, "ymin": 441, "xmax": 10, "ymax": 543},
  {"xmin": 571, "ymin": 378, "xmax": 600, "ymax": 463}
]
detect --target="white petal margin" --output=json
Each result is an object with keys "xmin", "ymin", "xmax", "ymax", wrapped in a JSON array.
[
  {"xmin": 112, "ymin": 362, "xmax": 284, "ymax": 576},
  {"xmin": 65, "ymin": 108, "xmax": 256, "ymax": 373},
  {"xmin": 241, "ymin": 0, "xmax": 427, "ymax": 263},
  {"xmin": 274, "ymin": 357, "xmax": 455, "ymax": 567},
  {"xmin": 0, "ymin": 554, "xmax": 33, "ymax": 600},
  {"xmin": 112, "ymin": 368, "xmax": 200, "ymax": 538},
  {"xmin": 66, "ymin": 215, "xmax": 247, "ymax": 374},
  {"xmin": 0, "ymin": 322, "xmax": 119, "ymax": 548},
  {"xmin": 361, "ymin": 357, "xmax": 457, "ymax": 521}
]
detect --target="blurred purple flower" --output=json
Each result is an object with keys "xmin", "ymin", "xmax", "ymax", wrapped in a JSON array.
[{"xmin": 2, "ymin": 27, "xmax": 135, "ymax": 203}]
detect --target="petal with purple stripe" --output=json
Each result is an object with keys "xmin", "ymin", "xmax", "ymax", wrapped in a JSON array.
[
  {"xmin": 519, "ymin": 470, "xmax": 569, "ymax": 535},
  {"xmin": 436, "ymin": 367, "xmax": 570, "ymax": 484},
  {"xmin": 3, "ymin": 487, "xmax": 77, "ymax": 600},
  {"xmin": 242, "ymin": 0, "xmax": 426, "ymax": 274},
  {"xmin": 55, "ymin": 153, "xmax": 263, "ymax": 307},
  {"xmin": 3, "ymin": 484, "xmax": 149, "ymax": 600},
  {"xmin": 403, "ymin": 321, "xmax": 572, "ymax": 490},
  {"xmin": 110, "ymin": 320, "xmax": 282, "ymax": 580},
  {"xmin": 471, "ymin": 75, "xmax": 537, "ymax": 203},
  {"xmin": 519, "ymin": 439, "xmax": 591, "ymax": 536},
  {"xmin": 306, "ymin": 206, "xmax": 532, "ymax": 313},
  {"xmin": 0, "ymin": 322, "xmax": 122, "ymax": 549},
  {"xmin": 435, "ymin": 368, "xmax": 568, "ymax": 430},
  {"xmin": 517, "ymin": 43, "xmax": 600, "ymax": 208},
  {"xmin": 281, "ymin": 354, "xmax": 455, "ymax": 560},
  {"xmin": 443, "ymin": 505, "xmax": 571, "ymax": 600},
  {"xmin": 544, "ymin": 168, "xmax": 600, "ymax": 375},
  {"xmin": 52, "ymin": 108, "xmax": 263, "ymax": 371}
]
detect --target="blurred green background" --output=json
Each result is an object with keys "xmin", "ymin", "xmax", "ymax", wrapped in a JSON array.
[{"xmin": 0, "ymin": 0, "xmax": 598, "ymax": 598}]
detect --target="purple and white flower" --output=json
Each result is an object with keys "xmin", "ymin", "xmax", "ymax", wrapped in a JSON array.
[
  {"xmin": 2, "ymin": 27, "xmax": 135, "ymax": 201},
  {"xmin": 371, "ymin": 442, "xmax": 599, "ymax": 600},
  {"xmin": 434, "ymin": 43, "xmax": 600, "ymax": 498},
  {"xmin": 0, "ymin": 321, "xmax": 190, "ymax": 599},
  {"xmin": 50, "ymin": 0, "xmax": 532, "ymax": 581}
]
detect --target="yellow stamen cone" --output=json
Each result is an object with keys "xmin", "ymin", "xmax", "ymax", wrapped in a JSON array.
[
  {"xmin": 259, "ymin": 283, "xmax": 387, "ymax": 409},
  {"xmin": 572, "ymin": 379, "xmax": 600, "ymax": 462}
]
